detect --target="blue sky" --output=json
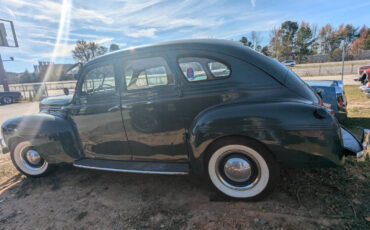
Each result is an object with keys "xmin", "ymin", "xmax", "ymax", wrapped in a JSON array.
[{"xmin": 1, "ymin": 0, "xmax": 370, "ymax": 73}]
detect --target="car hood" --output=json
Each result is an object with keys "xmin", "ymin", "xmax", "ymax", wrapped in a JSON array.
[{"xmin": 40, "ymin": 94, "xmax": 73, "ymax": 107}]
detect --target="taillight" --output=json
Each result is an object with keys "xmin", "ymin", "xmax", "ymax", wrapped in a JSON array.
[{"xmin": 337, "ymin": 95, "xmax": 344, "ymax": 108}]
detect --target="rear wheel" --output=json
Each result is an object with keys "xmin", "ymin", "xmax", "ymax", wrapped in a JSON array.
[
  {"xmin": 1, "ymin": 96, "xmax": 13, "ymax": 104},
  {"xmin": 206, "ymin": 138, "xmax": 280, "ymax": 200},
  {"xmin": 10, "ymin": 141, "xmax": 54, "ymax": 177}
]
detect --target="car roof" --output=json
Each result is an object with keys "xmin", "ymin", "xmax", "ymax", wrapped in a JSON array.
[
  {"xmin": 87, "ymin": 38, "xmax": 292, "ymax": 85},
  {"xmin": 93, "ymin": 39, "xmax": 249, "ymax": 61}
]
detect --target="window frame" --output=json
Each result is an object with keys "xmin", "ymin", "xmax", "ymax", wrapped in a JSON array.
[
  {"xmin": 77, "ymin": 61, "xmax": 118, "ymax": 97},
  {"xmin": 121, "ymin": 55, "xmax": 176, "ymax": 93},
  {"xmin": 177, "ymin": 55, "xmax": 232, "ymax": 83}
]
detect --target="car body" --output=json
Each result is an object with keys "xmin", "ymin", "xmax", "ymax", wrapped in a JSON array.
[
  {"xmin": 358, "ymin": 65, "xmax": 370, "ymax": 75},
  {"xmin": 356, "ymin": 67, "xmax": 369, "ymax": 85},
  {"xmin": 1, "ymin": 39, "xmax": 367, "ymax": 200},
  {"xmin": 281, "ymin": 60, "xmax": 296, "ymax": 67},
  {"xmin": 359, "ymin": 81, "xmax": 370, "ymax": 98},
  {"xmin": 306, "ymin": 80, "xmax": 347, "ymax": 119},
  {"xmin": 0, "ymin": 91, "xmax": 22, "ymax": 104}
]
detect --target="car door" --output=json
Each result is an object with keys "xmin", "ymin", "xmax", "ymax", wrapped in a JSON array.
[
  {"xmin": 119, "ymin": 54, "xmax": 188, "ymax": 162},
  {"xmin": 70, "ymin": 59, "xmax": 131, "ymax": 160}
]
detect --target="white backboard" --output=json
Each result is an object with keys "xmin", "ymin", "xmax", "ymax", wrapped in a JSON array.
[{"xmin": 0, "ymin": 19, "xmax": 18, "ymax": 47}]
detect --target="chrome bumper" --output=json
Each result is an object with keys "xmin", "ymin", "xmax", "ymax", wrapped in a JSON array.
[
  {"xmin": 357, "ymin": 129, "xmax": 370, "ymax": 162},
  {"xmin": 0, "ymin": 138, "xmax": 9, "ymax": 154}
]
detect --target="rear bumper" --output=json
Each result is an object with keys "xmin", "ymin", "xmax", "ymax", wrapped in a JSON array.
[
  {"xmin": 341, "ymin": 127, "xmax": 369, "ymax": 161},
  {"xmin": 359, "ymin": 86, "xmax": 370, "ymax": 92},
  {"xmin": 356, "ymin": 129, "xmax": 370, "ymax": 162}
]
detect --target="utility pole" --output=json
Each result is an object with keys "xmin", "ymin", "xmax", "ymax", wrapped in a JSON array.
[
  {"xmin": 0, "ymin": 53, "xmax": 9, "ymax": 92},
  {"xmin": 340, "ymin": 38, "xmax": 348, "ymax": 83}
]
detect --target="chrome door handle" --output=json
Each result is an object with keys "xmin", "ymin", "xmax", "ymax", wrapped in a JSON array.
[
  {"xmin": 121, "ymin": 104, "xmax": 131, "ymax": 109},
  {"xmin": 108, "ymin": 105, "xmax": 119, "ymax": 112}
]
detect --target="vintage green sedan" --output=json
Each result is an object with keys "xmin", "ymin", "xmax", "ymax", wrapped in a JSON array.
[{"xmin": 1, "ymin": 39, "xmax": 368, "ymax": 200}]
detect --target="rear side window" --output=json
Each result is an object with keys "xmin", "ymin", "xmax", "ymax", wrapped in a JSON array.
[
  {"xmin": 124, "ymin": 57, "xmax": 173, "ymax": 90},
  {"xmin": 178, "ymin": 57, "xmax": 231, "ymax": 82}
]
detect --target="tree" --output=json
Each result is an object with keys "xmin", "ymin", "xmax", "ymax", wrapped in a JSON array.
[
  {"xmin": 250, "ymin": 31, "xmax": 261, "ymax": 51},
  {"xmin": 72, "ymin": 40, "xmax": 107, "ymax": 63},
  {"xmin": 239, "ymin": 36, "xmax": 253, "ymax": 48},
  {"xmin": 269, "ymin": 27, "xmax": 283, "ymax": 59},
  {"xmin": 351, "ymin": 26, "xmax": 369, "ymax": 57},
  {"xmin": 296, "ymin": 22, "xmax": 315, "ymax": 63},
  {"xmin": 109, "ymin": 44, "xmax": 120, "ymax": 52},
  {"xmin": 261, "ymin": 46, "xmax": 270, "ymax": 56},
  {"xmin": 280, "ymin": 21, "xmax": 299, "ymax": 59}
]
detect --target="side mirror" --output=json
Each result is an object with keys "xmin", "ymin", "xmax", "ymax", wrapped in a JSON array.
[{"xmin": 63, "ymin": 88, "xmax": 69, "ymax": 95}]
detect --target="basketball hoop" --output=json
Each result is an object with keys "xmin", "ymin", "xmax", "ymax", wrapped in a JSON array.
[
  {"xmin": 0, "ymin": 19, "xmax": 18, "ymax": 48},
  {"xmin": 0, "ymin": 19, "xmax": 18, "ymax": 92}
]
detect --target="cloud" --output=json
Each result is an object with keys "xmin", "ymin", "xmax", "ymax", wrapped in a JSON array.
[
  {"xmin": 251, "ymin": 0, "xmax": 256, "ymax": 7},
  {"xmin": 95, "ymin": 37, "xmax": 114, "ymax": 45},
  {"xmin": 127, "ymin": 28, "xmax": 157, "ymax": 38},
  {"xmin": 0, "ymin": 0, "xmax": 291, "ymax": 72},
  {"xmin": 41, "ymin": 43, "xmax": 75, "ymax": 58}
]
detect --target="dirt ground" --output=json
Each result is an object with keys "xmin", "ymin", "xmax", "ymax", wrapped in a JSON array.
[{"xmin": 0, "ymin": 87, "xmax": 369, "ymax": 230}]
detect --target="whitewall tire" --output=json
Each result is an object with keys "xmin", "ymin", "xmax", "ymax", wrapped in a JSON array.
[
  {"xmin": 206, "ymin": 138, "xmax": 279, "ymax": 200},
  {"xmin": 11, "ymin": 141, "xmax": 53, "ymax": 177}
]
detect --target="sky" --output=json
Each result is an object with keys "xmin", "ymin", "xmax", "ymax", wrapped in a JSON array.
[{"xmin": 0, "ymin": 0, "xmax": 370, "ymax": 73}]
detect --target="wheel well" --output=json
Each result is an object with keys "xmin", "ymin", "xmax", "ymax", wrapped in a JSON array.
[
  {"xmin": 8, "ymin": 136, "xmax": 26, "ymax": 154},
  {"xmin": 202, "ymin": 135, "xmax": 278, "ymax": 168}
]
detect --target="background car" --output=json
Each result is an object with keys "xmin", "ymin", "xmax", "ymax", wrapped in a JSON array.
[
  {"xmin": 356, "ymin": 66, "xmax": 369, "ymax": 85},
  {"xmin": 281, "ymin": 60, "xmax": 296, "ymax": 66},
  {"xmin": 359, "ymin": 81, "xmax": 370, "ymax": 98},
  {"xmin": 0, "ymin": 91, "xmax": 22, "ymax": 105},
  {"xmin": 306, "ymin": 80, "xmax": 347, "ymax": 119},
  {"xmin": 358, "ymin": 64, "xmax": 370, "ymax": 75}
]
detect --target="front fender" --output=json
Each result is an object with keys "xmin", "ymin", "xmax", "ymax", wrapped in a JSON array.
[
  {"xmin": 1, "ymin": 113, "xmax": 82, "ymax": 163},
  {"xmin": 188, "ymin": 101, "xmax": 344, "ymax": 174}
]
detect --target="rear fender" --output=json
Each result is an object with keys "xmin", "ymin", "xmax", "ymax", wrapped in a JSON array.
[{"xmin": 188, "ymin": 101, "xmax": 344, "ymax": 174}]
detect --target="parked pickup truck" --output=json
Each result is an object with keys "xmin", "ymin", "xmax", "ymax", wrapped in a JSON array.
[
  {"xmin": 1, "ymin": 39, "xmax": 369, "ymax": 200},
  {"xmin": 0, "ymin": 91, "xmax": 22, "ymax": 104},
  {"xmin": 306, "ymin": 80, "xmax": 347, "ymax": 119}
]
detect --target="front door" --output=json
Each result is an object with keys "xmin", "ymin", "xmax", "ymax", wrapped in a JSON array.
[
  {"xmin": 119, "ymin": 55, "xmax": 188, "ymax": 162},
  {"xmin": 70, "ymin": 60, "xmax": 131, "ymax": 160}
]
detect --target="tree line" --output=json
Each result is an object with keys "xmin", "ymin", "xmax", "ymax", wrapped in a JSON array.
[{"xmin": 239, "ymin": 21, "xmax": 369, "ymax": 63}]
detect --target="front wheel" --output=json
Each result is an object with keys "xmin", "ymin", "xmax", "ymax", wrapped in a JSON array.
[
  {"xmin": 206, "ymin": 138, "xmax": 280, "ymax": 200},
  {"xmin": 1, "ymin": 96, "xmax": 13, "ymax": 104},
  {"xmin": 10, "ymin": 141, "xmax": 54, "ymax": 177}
]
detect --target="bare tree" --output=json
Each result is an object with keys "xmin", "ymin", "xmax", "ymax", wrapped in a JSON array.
[
  {"xmin": 250, "ymin": 31, "xmax": 261, "ymax": 51},
  {"xmin": 72, "ymin": 40, "xmax": 107, "ymax": 63}
]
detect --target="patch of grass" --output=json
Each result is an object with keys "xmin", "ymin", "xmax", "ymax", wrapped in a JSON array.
[
  {"xmin": 341, "ymin": 86, "xmax": 370, "ymax": 138},
  {"xmin": 344, "ymin": 86, "xmax": 370, "ymax": 106}
]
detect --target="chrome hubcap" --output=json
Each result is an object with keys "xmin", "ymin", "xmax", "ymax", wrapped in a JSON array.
[
  {"xmin": 223, "ymin": 157, "xmax": 252, "ymax": 182},
  {"xmin": 4, "ymin": 97, "xmax": 12, "ymax": 104},
  {"xmin": 26, "ymin": 150, "xmax": 41, "ymax": 165}
]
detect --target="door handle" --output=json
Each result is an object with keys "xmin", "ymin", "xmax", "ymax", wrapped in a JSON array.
[
  {"xmin": 121, "ymin": 104, "xmax": 132, "ymax": 109},
  {"xmin": 108, "ymin": 105, "xmax": 119, "ymax": 112}
]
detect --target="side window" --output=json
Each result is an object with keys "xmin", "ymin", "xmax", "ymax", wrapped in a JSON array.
[
  {"xmin": 208, "ymin": 61, "xmax": 230, "ymax": 78},
  {"xmin": 81, "ymin": 64, "xmax": 115, "ymax": 95},
  {"xmin": 124, "ymin": 57, "xmax": 173, "ymax": 90},
  {"xmin": 178, "ymin": 57, "xmax": 231, "ymax": 82}
]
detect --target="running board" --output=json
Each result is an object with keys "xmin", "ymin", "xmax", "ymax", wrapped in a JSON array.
[{"xmin": 73, "ymin": 159, "xmax": 190, "ymax": 175}]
